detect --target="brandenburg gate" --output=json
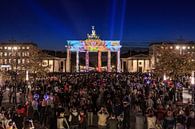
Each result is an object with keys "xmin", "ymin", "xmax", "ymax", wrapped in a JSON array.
[{"xmin": 65, "ymin": 27, "xmax": 122, "ymax": 72}]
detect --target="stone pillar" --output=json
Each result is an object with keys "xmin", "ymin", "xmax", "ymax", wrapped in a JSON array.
[
  {"xmin": 66, "ymin": 46, "xmax": 71, "ymax": 72},
  {"xmin": 137, "ymin": 59, "xmax": 139, "ymax": 72},
  {"xmin": 107, "ymin": 50, "xmax": 111, "ymax": 72},
  {"xmin": 98, "ymin": 51, "xmax": 102, "ymax": 72},
  {"xmin": 122, "ymin": 60, "xmax": 125, "ymax": 72},
  {"xmin": 76, "ymin": 51, "xmax": 79, "ymax": 72},
  {"xmin": 117, "ymin": 50, "xmax": 121, "ymax": 72},
  {"xmin": 85, "ymin": 51, "xmax": 89, "ymax": 72}
]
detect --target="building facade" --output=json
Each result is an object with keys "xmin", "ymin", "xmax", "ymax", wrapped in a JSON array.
[
  {"xmin": 1, "ymin": 40, "xmax": 194, "ymax": 74},
  {"xmin": 0, "ymin": 42, "xmax": 38, "ymax": 71},
  {"xmin": 0, "ymin": 42, "xmax": 66, "ymax": 73},
  {"xmin": 121, "ymin": 54, "xmax": 151, "ymax": 72},
  {"xmin": 42, "ymin": 57, "xmax": 66, "ymax": 72}
]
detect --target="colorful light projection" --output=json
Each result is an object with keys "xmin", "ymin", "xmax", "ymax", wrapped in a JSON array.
[
  {"xmin": 66, "ymin": 27, "xmax": 122, "ymax": 72},
  {"xmin": 67, "ymin": 40, "xmax": 121, "ymax": 52}
]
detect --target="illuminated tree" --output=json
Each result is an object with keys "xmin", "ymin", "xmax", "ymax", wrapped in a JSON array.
[
  {"xmin": 154, "ymin": 44, "xmax": 195, "ymax": 79},
  {"xmin": 25, "ymin": 47, "xmax": 49, "ymax": 79}
]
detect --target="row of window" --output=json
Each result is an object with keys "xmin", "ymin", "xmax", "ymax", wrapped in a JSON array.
[
  {"xmin": 0, "ymin": 52, "xmax": 29, "ymax": 57},
  {"xmin": 0, "ymin": 46, "xmax": 30, "ymax": 50},
  {"xmin": 161, "ymin": 46, "xmax": 195, "ymax": 50},
  {"xmin": 0, "ymin": 59, "xmax": 29, "ymax": 64},
  {"xmin": 1, "ymin": 67, "xmax": 27, "ymax": 71}
]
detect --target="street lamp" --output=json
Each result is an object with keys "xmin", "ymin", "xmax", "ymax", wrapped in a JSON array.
[
  {"xmin": 175, "ymin": 45, "xmax": 186, "ymax": 55},
  {"xmin": 11, "ymin": 46, "xmax": 18, "ymax": 104},
  {"xmin": 182, "ymin": 46, "xmax": 186, "ymax": 50},
  {"xmin": 163, "ymin": 74, "xmax": 167, "ymax": 81},
  {"xmin": 191, "ymin": 71, "xmax": 195, "ymax": 109},
  {"xmin": 176, "ymin": 46, "xmax": 180, "ymax": 50}
]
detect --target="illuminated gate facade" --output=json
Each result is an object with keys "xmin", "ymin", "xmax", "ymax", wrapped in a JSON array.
[{"xmin": 65, "ymin": 27, "xmax": 122, "ymax": 72}]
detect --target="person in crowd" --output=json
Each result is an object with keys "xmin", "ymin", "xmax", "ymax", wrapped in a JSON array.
[
  {"xmin": 97, "ymin": 107, "xmax": 109, "ymax": 129},
  {"xmin": 107, "ymin": 113, "xmax": 118, "ymax": 129},
  {"xmin": 31, "ymin": 99, "xmax": 39, "ymax": 121},
  {"xmin": 79, "ymin": 110, "xmax": 87, "ymax": 129},
  {"xmin": 57, "ymin": 112, "xmax": 69, "ymax": 129},
  {"xmin": 6, "ymin": 121, "xmax": 17, "ymax": 129},
  {"xmin": 123, "ymin": 100, "xmax": 131, "ymax": 129},
  {"xmin": 23, "ymin": 120, "xmax": 34, "ymax": 129},
  {"xmin": 69, "ymin": 108, "xmax": 80, "ymax": 129},
  {"xmin": 163, "ymin": 110, "xmax": 175, "ymax": 129},
  {"xmin": 0, "ymin": 122, "xmax": 4, "ymax": 129},
  {"xmin": 146, "ymin": 108, "xmax": 157, "ymax": 129},
  {"xmin": 175, "ymin": 108, "xmax": 186, "ymax": 129}
]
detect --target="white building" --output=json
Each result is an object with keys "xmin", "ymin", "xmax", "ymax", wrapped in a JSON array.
[
  {"xmin": 121, "ymin": 53, "xmax": 151, "ymax": 72},
  {"xmin": 42, "ymin": 56, "xmax": 66, "ymax": 73}
]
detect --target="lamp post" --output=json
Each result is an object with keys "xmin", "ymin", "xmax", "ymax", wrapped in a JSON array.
[
  {"xmin": 191, "ymin": 71, "xmax": 195, "ymax": 109},
  {"xmin": 163, "ymin": 74, "xmax": 166, "ymax": 81},
  {"xmin": 176, "ymin": 45, "xmax": 186, "ymax": 55},
  {"xmin": 11, "ymin": 46, "xmax": 18, "ymax": 104}
]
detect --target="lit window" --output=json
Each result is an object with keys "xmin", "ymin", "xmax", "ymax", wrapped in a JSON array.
[
  {"xmin": 8, "ymin": 47, "xmax": 11, "ymax": 50},
  {"xmin": 26, "ymin": 52, "xmax": 29, "ymax": 56},
  {"xmin": 170, "ymin": 46, "xmax": 173, "ymax": 49},
  {"xmin": 18, "ymin": 52, "xmax": 21, "ymax": 56},
  {"xmin": 18, "ymin": 47, "xmax": 21, "ymax": 49},
  {"xmin": 0, "ymin": 47, "xmax": 2, "ymax": 49},
  {"xmin": 161, "ymin": 46, "xmax": 164, "ymax": 49},
  {"xmin": 26, "ymin": 46, "xmax": 29, "ymax": 49},
  {"xmin": 22, "ymin": 47, "xmax": 25, "ymax": 49},
  {"xmin": 0, "ymin": 59, "xmax": 3, "ymax": 64},
  {"xmin": 4, "ymin": 52, "xmax": 7, "ymax": 56},
  {"xmin": 4, "ymin": 47, "xmax": 7, "ymax": 49},
  {"xmin": 22, "ymin": 59, "xmax": 25, "ymax": 64},
  {"xmin": 4, "ymin": 59, "xmax": 7, "ymax": 64},
  {"xmin": 9, "ymin": 59, "xmax": 11, "ymax": 63},
  {"xmin": 0, "ymin": 52, "xmax": 2, "ymax": 56},
  {"xmin": 193, "ymin": 46, "xmax": 195, "ymax": 49},
  {"xmin": 26, "ymin": 59, "xmax": 29, "ymax": 63},
  {"xmin": 188, "ymin": 46, "xmax": 190, "ymax": 49},
  {"xmin": 18, "ymin": 59, "xmax": 21, "ymax": 64}
]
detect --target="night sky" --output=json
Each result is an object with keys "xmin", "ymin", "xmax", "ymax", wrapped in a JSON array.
[{"xmin": 0, "ymin": 0, "xmax": 195, "ymax": 50}]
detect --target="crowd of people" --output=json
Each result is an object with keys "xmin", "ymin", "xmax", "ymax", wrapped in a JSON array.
[{"xmin": 0, "ymin": 72, "xmax": 194, "ymax": 129}]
